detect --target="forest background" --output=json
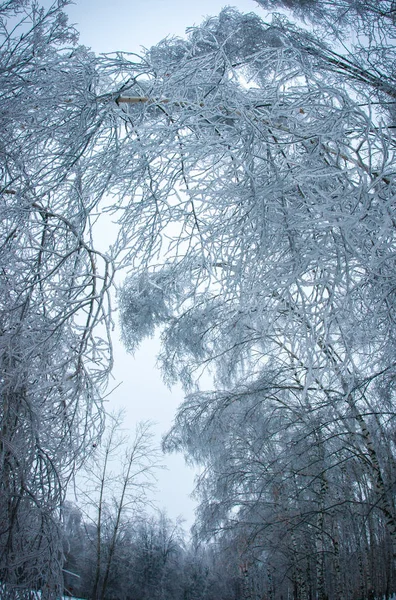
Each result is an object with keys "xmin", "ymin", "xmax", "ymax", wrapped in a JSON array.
[{"xmin": 1, "ymin": 1, "xmax": 396, "ymax": 599}]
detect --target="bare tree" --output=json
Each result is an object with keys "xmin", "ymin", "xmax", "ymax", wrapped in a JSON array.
[{"xmin": 77, "ymin": 413, "xmax": 161, "ymax": 600}]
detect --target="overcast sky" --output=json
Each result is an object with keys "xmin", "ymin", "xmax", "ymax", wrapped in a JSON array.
[
  {"xmin": 67, "ymin": 0, "xmax": 257, "ymax": 54},
  {"xmin": 66, "ymin": 0, "xmax": 261, "ymax": 531}
]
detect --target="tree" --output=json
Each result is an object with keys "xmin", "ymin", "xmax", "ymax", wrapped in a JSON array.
[
  {"xmin": 115, "ymin": 6, "xmax": 396, "ymax": 598},
  {"xmin": 123, "ymin": 512, "xmax": 185, "ymax": 600},
  {"xmin": 254, "ymin": 0, "xmax": 396, "ymax": 107},
  {"xmin": 77, "ymin": 413, "xmax": 160, "ymax": 600},
  {"xmin": 0, "ymin": 2, "xmax": 113, "ymax": 595}
]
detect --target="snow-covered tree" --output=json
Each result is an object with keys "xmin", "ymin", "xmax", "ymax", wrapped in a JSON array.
[
  {"xmin": 116, "ymin": 6, "xmax": 396, "ymax": 598},
  {"xmin": 255, "ymin": 0, "xmax": 396, "ymax": 109},
  {"xmin": 0, "ymin": 2, "xmax": 113, "ymax": 595}
]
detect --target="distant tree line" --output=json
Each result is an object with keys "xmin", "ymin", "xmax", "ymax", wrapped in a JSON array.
[
  {"xmin": 62, "ymin": 506, "xmax": 241, "ymax": 600},
  {"xmin": 62, "ymin": 501, "xmax": 396, "ymax": 600}
]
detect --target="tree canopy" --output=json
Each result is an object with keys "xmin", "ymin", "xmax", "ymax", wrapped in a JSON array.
[
  {"xmin": 1, "ymin": 0, "xmax": 396, "ymax": 598},
  {"xmin": 117, "ymin": 3, "xmax": 396, "ymax": 599}
]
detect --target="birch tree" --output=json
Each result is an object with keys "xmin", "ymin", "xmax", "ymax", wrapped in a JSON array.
[
  {"xmin": 255, "ymin": 0, "xmax": 396, "ymax": 108},
  {"xmin": 115, "ymin": 6, "xmax": 396, "ymax": 598}
]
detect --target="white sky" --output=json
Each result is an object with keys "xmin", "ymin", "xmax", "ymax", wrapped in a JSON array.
[{"xmin": 66, "ymin": 0, "xmax": 260, "ymax": 532}]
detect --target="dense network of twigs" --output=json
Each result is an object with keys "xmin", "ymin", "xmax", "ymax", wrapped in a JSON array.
[{"xmin": 1, "ymin": 0, "xmax": 396, "ymax": 598}]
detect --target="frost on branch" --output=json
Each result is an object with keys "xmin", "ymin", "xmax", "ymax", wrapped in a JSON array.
[
  {"xmin": 111, "ymin": 6, "xmax": 396, "ymax": 595},
  {"xmin": 119, "ymin": 272, "xmax": 171, "ymax": 354},
  {"xmin": 0, "ymin": 2, "xmax": 113, "ymax": 596}
]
